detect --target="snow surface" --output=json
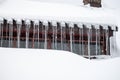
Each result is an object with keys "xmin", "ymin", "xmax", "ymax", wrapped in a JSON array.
[
  {"xmin": 0, "ymin": 48, "xmax": 120, "ymax": 80},
  {"xmin": 0, "ymin": 0, "xmax": 120, "ymax": 80},
  {"xmin": 0, "ymin": 0, "xmax": 117, "ymax": 25}
]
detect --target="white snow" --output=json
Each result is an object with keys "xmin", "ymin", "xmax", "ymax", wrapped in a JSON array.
[
  {"xmin": 0, "ymin": 0, "xmax": 117, "ymax": 25},
  {"xmin": 0, "ymin": 48, "xmax": 120, "ymax": 80},
  {"xmin": 0, "ymin": 0, "xmax": 120, "ymax": 80}
]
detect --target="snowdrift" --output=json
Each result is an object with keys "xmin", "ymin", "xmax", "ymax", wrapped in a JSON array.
[{"xmin": 0, "ymin": 48, "xmax": 120, "ymax": 80}]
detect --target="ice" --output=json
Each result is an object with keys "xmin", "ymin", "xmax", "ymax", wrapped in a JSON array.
[
  {"xmin": 87, "ymin": 28, "xmax": 90, "ymax": 59},
  {"xmin": 95, "ymin": 28, "xmax": 98, "ymax": 55},
  {"xmin": 44, "ymin": 24, "xmax": 47, "ymax": 49},
  {"xmin": 70, "ymin": 27, "xmax": 73, "ymax": 52},
  {"xmin": 55, "ymin": 25, "xmax": 57, "ymax": 49},
  {"xmin": 60, "ymin": 25, "xmax": 63, "ymax": 50},
  {"xmin": 26, "ymin": 24, "xmax": 29, "ymax": 48},
  {"xmin": 17, "ymin": 24, "xmax": 21, "ymax": 48}
]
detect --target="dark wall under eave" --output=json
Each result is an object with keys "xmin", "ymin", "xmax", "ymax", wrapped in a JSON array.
[{"xmin": 83, "ymin": 0, "xmax": 102, "ymax": 7}]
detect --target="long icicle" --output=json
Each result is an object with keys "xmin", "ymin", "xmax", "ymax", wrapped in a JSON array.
[
  {"xmin": 11, "ymin": 21, "xmax": 13, "ymax": 47},
  {"xmin": 82, "ymin": 27, "xmax": 84, "ymax": 56},
  {"xmin": 90, "ymin": 27, "xmax": 92, "ymax": 55},
  {"xmin": 72, "ymin": 27, "xmax": 74, "ymax": 53},
  {"xmin": 96, "ymin": 28, "xmax": 98, "ymax": 56},
  {"xmin": 114, "ymin": 30, "xmax": 117, "ymax": 55},
  {"xmin": 79, "ymin": 28, "xmax": 81, "ymax": 55},
  {"xmin": 1, "ymin": 22, "xmax": 3, "ymax": 47},
  {"xmin": 17, "ymin": 23, "xmax": 21, "ymax": 48},
  {"xmin": 0, "ymin": 22, "xmax": 2, "ymax": 47},
  {"xmin": 26, "ymin": 22, "xmax": 29, "ymax": 48},
  {"xmin": 37, "ymin": 22, "xmax": 39, "ymax": 48},
  {"xmin": 70, "ymin": 27, "xmax": 73, "ymax": 52},
  {"xmin": 52, "ymin": 24, "xmax": 55, "ymax": 49},
  {"xmin": 44, "ymin": 22, "xmax": 48, "ymax": 49},
  {"xmin": 106, "ymin": 28, "xmax": 108, "ymax": 55},
  {"xmin": 61, "ymin": 24, "xmax": 63, "ymax": 50},
  {"xmin": 8, "ymin": 21, "xmax": 11, "ymax": 47},
  {"xmin": 9, "ymin": 20, "xmax": 13, "ymax": 47},
  {"xmin": 88, "ymin": 28, "xmax": 90, "ymax": 59},
  {"xmin": 98, "ymin": 29, "xmax": 101, "ymax": 55},
  {"xmin": 42, "ymin": 22, "xmax": 44, "ymax": 49},
  {"xmin": 55, "ymin": 24, "xmax": 57, "ymax": 49}
]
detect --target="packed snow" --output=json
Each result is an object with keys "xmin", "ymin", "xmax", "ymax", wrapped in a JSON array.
[{"xmin": 0, "ymin": 0, "xmax": 120, "ymax": 80}]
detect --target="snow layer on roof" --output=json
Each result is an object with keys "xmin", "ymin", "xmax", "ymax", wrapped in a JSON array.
[{"xmin": 0, "ymin": 0, "xmax": 118, "ymax": 25}]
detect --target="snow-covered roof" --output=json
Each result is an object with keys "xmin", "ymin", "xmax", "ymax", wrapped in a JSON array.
[{"xmin": 0, "ymin": 0, "xmax": 118, "ymax": 26}]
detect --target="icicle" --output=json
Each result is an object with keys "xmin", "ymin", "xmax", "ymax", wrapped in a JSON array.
[
  {"xmin": 52, "ymin": 24, "xmax": 55, "ymax": 49},
  {"xmin": 55, "ymin": 25, "xmax": 57, "ymax": 49},
  {"xmin": 95, "ymin": 25, "xmax": 99, "ymax": 56},
  {"xmin": 70, "ymin": 27, "xmax": 73, "ymax": 52},
  {"xmin": 102, "ymin": 28, "xmax": 105, "ymax": 55},
  {"xmin": 103, "ymin": 25, "xmax": 108, "ymax": 55},
  {"xmin": 106, "ymin": 27, "xmax": 109, "ymax": 55},
  {"xmin": 87, "ymin": 27, "xmax": 91, "ymax": 59},
  {"xmin": 72, "ymin": 26, "xmax": 75, "ymax": 53},
  {"xmin": 0, "ymin": 23, "xmax": 1, "ymax": 47},
  {"xmin": 114, "ymin": 30, "xmax": 116, "ymax": 53},
  {"xmin": 0, "ymin": 22, "xmax": 2, "ymax": 47},
  {"xmin": 17, "ymin": 19, "xmax": 21, "ymax": 48},
  {"xmin": 52, "ymin": 21, "xmax": 57, "ymax": 50},
  {"xmin": 60, "ymin": 23, "xmax": 63, "ymax": 50},
  {"xmin": 113, "ymin": 30, "xmax": 117, "ymax": 56},
  {"xmin": 78, "ymin": 24, "xmax": 82, "ymax": 55},
  {"xmin": 90, "ymin": 28, "xmax": 92, "ymax": 55},
  {"xmin": 1, "ymin": 21, "xmax": 3, "ymax": 47},
  {"xmin": 5, "ymin": 20, "xmax": 9, "ymax": 47},
  {"xmin": 78, "ymin": 28, "xmax": 81, "ymax": 55},
  {"xmin": 70, "ymin": 23, "xmax": 74, "ymax": 52},
  {"xmin": 41, "ymin": 22, "xmax": 45, "ymax": 49},
  {"xmin": 111, "ymin": 26, "xmax": 117, "ymax": 56},
  {"xmin": 8, "ymin": 19, "xmax": 13, "ymax": 47},
  {"xmin": 26, "ymin": 25, "xmax": 29, "ymax": 48},
  {"xmin": 63, "ymin": 26, "xmax": 66, "ymax": 51},
  {"xmin": 8, "ymin": 22, "xmax": 11, "ymax": 47},
  {"xmin": 38, "ymin": 24, "xmax": 40, "ymax": 48},
  {"xmin": 32, "ymin": 21, "xmax": 35, "ymax": 48},
  {"xmin": 44, "ymin": 24, "xmax": 48, "ymax": 49},
  {"xmin": 10, "ymin": 20, "xmax": 13, "ymax": 47},
  {"xmin": 0, "ymin": 18, "xmax": 3, "ymax": 47},
  {"xmin": 34, "ymin": 21, "xmax": 39, "ymax": 48},
  {"xmin": 90, "ymin": 27, "xmax": 93, "ymax": 55},
  {"xmin": 96, "ymin": 28, "xmax": 98, "ymax": 56},
  {"xmin": 11, "ymin": 22, "xmax": 13, "ymax": 47},
  {"xmin": 99, "ymin": 30, "xmax": 101, "ymax": 55},
  {"xmin": 26, "ymin": 20, "xmax": 30, "ymax": 48},
  {"xmin": 60, "ymin": 22, "xmax": 65, "ymax": 50},
  {"xmin": 17, "ymin": 24, "xmax": 20, "ymax": 48},
  {"xmin": 81, "ymin": 27, "xmax": 84, "ymax": 56}
]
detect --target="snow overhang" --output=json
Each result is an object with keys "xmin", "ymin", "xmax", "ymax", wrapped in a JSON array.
[{"xmin": 0, "ymin": 18, "xmax": 118, "ymax": 31}]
